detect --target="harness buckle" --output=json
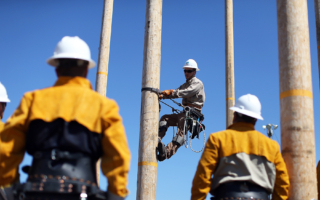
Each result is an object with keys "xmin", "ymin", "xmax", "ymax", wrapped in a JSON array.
[{"xmin": 51, "ymin": 149, "xmax": 57, "ymax": 160}]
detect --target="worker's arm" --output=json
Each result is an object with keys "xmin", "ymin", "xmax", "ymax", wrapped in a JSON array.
[
  {"xmin": 101, "ymin": 100, "xmax": 131, "ymax": 199},
  {"xmin": 159, "ymin": 89, "xmax": 173, "ymax": 100},
  {"xmin": 171, "ymin": 81, "xmax": 202, "ymax": 99},
  {"xmin": 191, "ymin": 134, "xmax": 219, "ymax": 200},
  {"xmin": 0, "ymin": 94, "xmax": 31, "ymax": 186},
  {"xmin": 271, "ymin": 146, "xmax": 290, "ymax": 200}
]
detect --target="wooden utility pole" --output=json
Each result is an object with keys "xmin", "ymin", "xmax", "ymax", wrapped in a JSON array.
[
  {"xmin": 136, "ymin": 0, "xmax": 162, "ymax": 199},
  {"xmin": 277, "ymin": 0, "xmax": 317, "ymax": 199},
  {"xmin": 225, "ymin": 0, "xmax": 235, "ymax": 127},
  {"xmin": 95, "ymin": 0, "xmax": 114, "ymax": 185},
  {"xmin": 314, "ymin": 0, "xmax": 320, "ymax": 89},
  {"xmin": 95, "ymin": 0, "xmax": 114, "ymax": 95}
]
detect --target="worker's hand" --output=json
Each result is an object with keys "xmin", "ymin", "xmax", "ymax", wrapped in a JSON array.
[
  {"xmin": 158, "ymin": 94, "xmax": 164, "ymax": 99},
  {"xmin": 161, "ymin": 89, "xmax": 173, "ymax": 96}
]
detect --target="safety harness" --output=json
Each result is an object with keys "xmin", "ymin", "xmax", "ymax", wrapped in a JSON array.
[
  {"xmin": 181, "ymin": 106, "xmax": 206, "ymax": 153},
  {"xmin": 141, "ymin": 87, "xmax": 206, "ymax": 153}
]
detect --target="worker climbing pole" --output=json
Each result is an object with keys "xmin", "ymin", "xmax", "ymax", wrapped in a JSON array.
[
  {"xmin": 277, "ymin": 0, "xmax": 317, "ymax": 199},
  {"xmin": 136, "ymin": 0, "xmax": 162, "ymax": 200},
  {"xmin": 95, "ymin": 0, "xmax": 114, "ymax": 185},
  {"xmin": 157, "ymin": 59, "xmax": 206, "ymax": 161}
]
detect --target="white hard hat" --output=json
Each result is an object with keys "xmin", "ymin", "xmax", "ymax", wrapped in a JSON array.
[
  {"xmin": 182, "ymin": 59, "xmax": 199, "ymax": 71},
  {"xmin": 0, "ymin": 82, "xmax": 10, "ymax": 103},
  {"xmin": 47, "ymin": 36, "xmax": 96, "ymax": 69},
  {"xmin": 229, "ymin": 94, "xmax": 263, "ymax": 120}
]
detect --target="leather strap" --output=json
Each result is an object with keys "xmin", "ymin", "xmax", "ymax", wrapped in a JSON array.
[
  {"xmin": 184, "ymin": 103, "xmax": 202, "ymax": 110},
  {"xmin": 141, "ymin": 87, "xmax": 161, "ymax": 94},
  {"xmin": 33, "ymin": 149, "xmax": 85, "ymax": 160}
]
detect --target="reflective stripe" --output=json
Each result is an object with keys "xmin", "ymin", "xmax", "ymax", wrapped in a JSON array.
[
  {"xmin": 280, "ymin": 89, "xmax": 312, "ymax": 99},
  {"xmin": 97, "ymin": 71, "xmax": 108, "ymax": 76},
  {"xmin": 226, "ymin": 97, "xmax": 234, "ymax": 101},
  {"xmin": 138, "ymin": 161, "xmax": 157, "ymax": 167}
]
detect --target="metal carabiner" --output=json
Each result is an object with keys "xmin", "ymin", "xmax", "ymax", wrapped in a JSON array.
[{"xmin": 51, "ymin": 149, "xmax": 57, "ymax": 160}]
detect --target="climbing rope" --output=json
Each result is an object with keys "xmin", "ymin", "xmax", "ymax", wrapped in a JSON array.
[
  {"xmin": 182, "ymin": 107, "xmax": 205, "ymax": 153},
  {"xmin": 159, "ymin": 100, "xmax": 181, "ymax": 114},
  {"xmin": 190, "ymin": 124, "xmax": 206, "ymax": 153}
]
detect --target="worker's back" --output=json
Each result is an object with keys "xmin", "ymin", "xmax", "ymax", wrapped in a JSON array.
[
  {"xmin": 23, "ymin": 76, "xmax": 114, "ymax": 156},
  {"xmin": 191, "ymin": 94, "xmax": 289, "ymax": 200},
  {"xmin": 209, "ymin": 122, "xmax": 281, "ymax": 194},
  {"xmin": 1, "ymin": 76, "xmax": 130, "ymax": 199}
]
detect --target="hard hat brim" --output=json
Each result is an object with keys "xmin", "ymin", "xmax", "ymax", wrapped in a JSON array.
[
  {"xmin": 0, "ymin": 97, "xmax": 10, "ymax": 103},
  {"xmin": 47, "ymin": 54, "xmax": 96, "ymax": 69},
  {"xmin": 229, "ymin": 106, "xmax": 263, "ymax": 120},
  {"xmin": 182, "ymin": 66, "xmax": 200, "ymax": 71}
]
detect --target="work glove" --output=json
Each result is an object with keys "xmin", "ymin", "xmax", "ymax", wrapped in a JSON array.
[
  {"xmin": 158, "ymin": 94, "xmax": 164, "ymax": 99},
  {"xmin": 161, "ymin": 89, "xmax": 173, "ymax": 96}
]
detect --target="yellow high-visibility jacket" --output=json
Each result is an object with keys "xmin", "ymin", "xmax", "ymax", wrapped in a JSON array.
[
  {"xmin": 191, "ymin": 122, "xmax": 289, "ymax": 200},
  {"xmin": 0, "ymin": 76, "xmax": 131, "ymax": 198},
  {"xmin": 0, "ymin": 121, "xmax": 4, "ymax": 132}
]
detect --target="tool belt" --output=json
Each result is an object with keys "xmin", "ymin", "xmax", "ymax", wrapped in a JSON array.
[
  {"xmin": 211, "ymin": 181, "xmax": 270, "ymax": 200},
  {"xmin": 19, "ymin": 149, "xmax": 106, "ymax": 200},
  {"xmin": 184, "ymin": 107, "xmax": 205, "ymax": 139}
]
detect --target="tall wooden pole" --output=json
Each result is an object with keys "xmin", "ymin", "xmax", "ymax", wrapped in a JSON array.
[
  {"xmin": 277, "ymin": 0, "xmax": 317, "ymax": 199},
  {"xmin": 136, "ymin": 0, "xmax": 162, "ymax": 199},
  {"xmin": 95, "ymin": 0, "xmax": 114, "ymax": 95},
  {"xmin": 225, "ymin": 0, "xmax": 235, "ymax": 127},
  {"xmin": 95, "ymin": 0, "xmax": 114, "ymax": 185},
  {"xmin": 314, "ymin": 0, "xmax": 320, "ymax": 89}
]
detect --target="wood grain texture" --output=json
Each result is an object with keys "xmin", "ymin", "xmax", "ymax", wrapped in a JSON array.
[
  {"xmin": 225, "ymin": 0, "xmax": 235, "ymax": 127},
  {"xmin": 277, "ymin": 0, "xmax": 317, "ymax": 199},
  {"xmin": 136, "ymin": 1, "xmax": 162, "ymax": 200}
]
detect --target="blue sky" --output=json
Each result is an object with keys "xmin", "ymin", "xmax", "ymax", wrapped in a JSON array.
[{"xmin": 0, "ymin": 1, "xmax": 319, "ymax": 200}]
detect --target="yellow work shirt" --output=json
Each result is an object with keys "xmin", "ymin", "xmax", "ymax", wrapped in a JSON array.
[
  {"xmin": 191, "ymin": 122, "xmax": 289, "ymax": 200},
  {"xmin": 0, "ymin": 76, "xmax": 131, "ymax": 198}
]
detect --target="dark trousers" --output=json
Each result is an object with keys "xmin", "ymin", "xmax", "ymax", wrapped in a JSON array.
[{"xmin": 159, "ymin": 112, "xmax": 186, "ymax": 159}]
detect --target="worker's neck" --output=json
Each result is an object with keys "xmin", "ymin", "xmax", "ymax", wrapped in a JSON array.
[
  {"xmin": 186, "ymin": 75, "xmax": 195, "ymax": 81},
  {"xmin": 233, "ymin": 118, "xmax": 256, "ymax": 125}
]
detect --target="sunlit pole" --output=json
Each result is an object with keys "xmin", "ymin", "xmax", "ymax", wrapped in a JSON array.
[
  {"xmin": 95, "ymin": 0, "xmax": 114, "ymax": 96},
  {"xmin": 225, "ymin": 0, "xmax": 235, "ymax": 127},
  {"xmin": 277, "ymin": 0, "xmax": 317, "ymax": 199},
  {"xmin": 136, "ymin": 0, "xmax": 162, "ymax": 200},
  {"xmin": 95, "ymin": 0, "xmax": 114, "ymax": 185}
]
